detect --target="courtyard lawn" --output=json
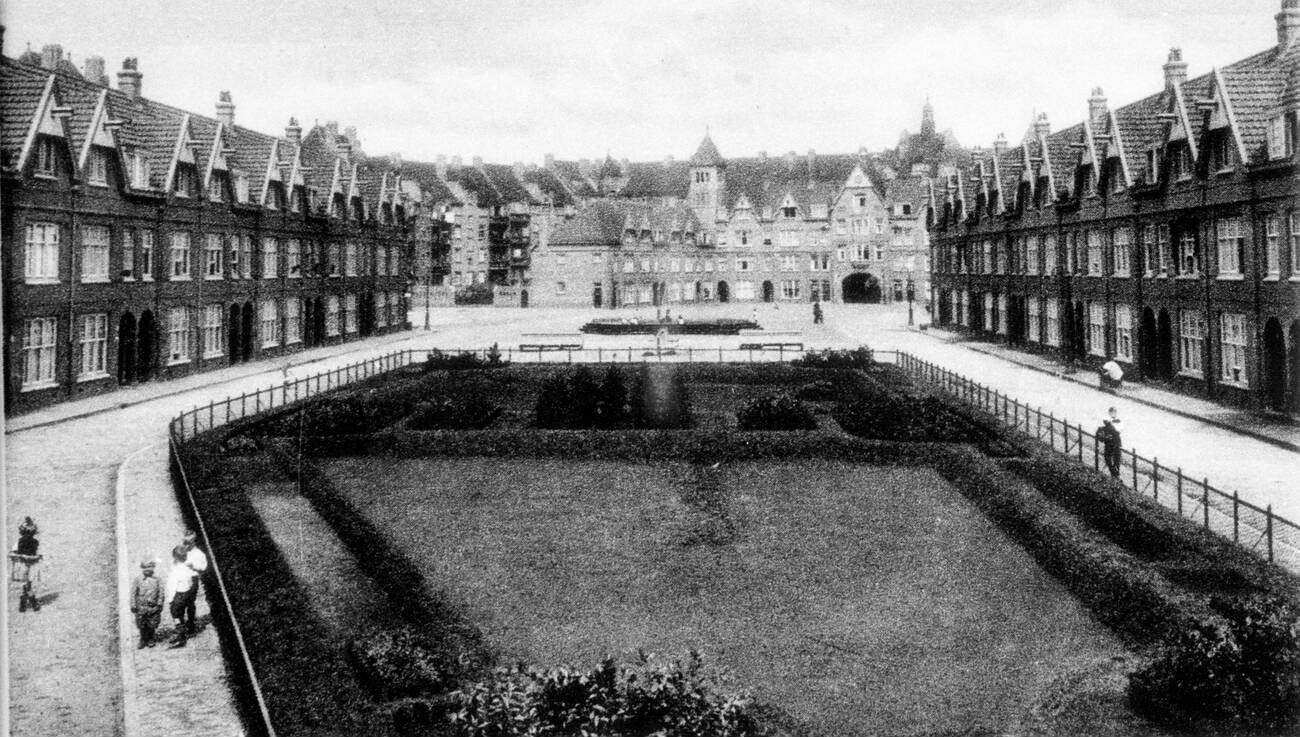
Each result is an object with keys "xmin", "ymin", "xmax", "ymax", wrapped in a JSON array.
[{"xmin": 322, "ymin": 456, "xmax": 1126, "ymax": 736}]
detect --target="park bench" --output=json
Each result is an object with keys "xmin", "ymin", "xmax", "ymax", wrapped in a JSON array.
[
  {"xmin": 518, "ymin": 343, "xmax": 583, "ymax": 352},
  {"xmin": 519, "ymin": 332, "xmax": 583, "ymax": 352},
  {"xmin": 738, "ymin": 342, "xmax": 804, "ymax": 352}
]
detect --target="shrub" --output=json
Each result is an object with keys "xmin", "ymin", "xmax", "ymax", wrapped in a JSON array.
[
  {"xmin": 736, "ymin": 394, "xmax": 817, "ymax": 431},
  {"xmin": 633, "ymin": 366, "xmax": 693, "ymax": 429},
  {"xmin": 794, "ymin": 380, "xmax": 839, "ymax": 402},
  {"xmin": 407, "ymin": 395, "xmax": 501, "ymax": 430},
  {"xmin": 445, "ymin": 652, "xmax": 764, "ymax": 737},
  {"xmin": 594, "ymin": 365, "xmax": 630, "ymax": 428},
  {"xmin": 833, "ymin": 394, "xmax": 991, "ymax": 442},
  {"xmin": 423, "ymin": 346, "xmax": 505, "ymax": 371},
  {"xmin": 454, "ymin": 282, "xmax": 494, "ymax": 305},
  {"xmin": 291, "ymin": 387, "xmax": 414, "ymax": 436},
  {"xmin": 1130, "ymin": 594, "xmax": 1300, "ymax": 729},
  {"xmin": 534, "ymin": 367, "xmax": 602, "ymax": 428},
  {"xmin": 347, "ymin": 627, "xmax": 459, "ymax": 700},
  {"xmin": 791, "ymin": 346, "xmax": 875, "ymax": 370}
]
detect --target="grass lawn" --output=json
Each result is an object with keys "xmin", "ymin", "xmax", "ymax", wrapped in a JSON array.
[{"xmin": 322, "ymin": 456, "xmax": 1126, "ymax": 736}]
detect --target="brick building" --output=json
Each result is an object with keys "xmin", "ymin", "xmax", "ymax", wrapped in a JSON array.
[
  {"xmin": 2, "ymin": 49, "xmax": 414, "ymax": 413},
  {"xmin": 927, "ymin": 0, "xmax": 1300, "ymax": 412}
]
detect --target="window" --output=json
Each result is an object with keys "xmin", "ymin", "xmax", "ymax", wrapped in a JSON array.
[
  {"xmin": 344, "ymin": 294, "xmax": 358, "ymax": 333},
  {"xmin": 1267, "ymin": 115, "xmax": 1290, "ymax": 160},
  {"xmin": 1086, "ymin": 231, "xmax": 1103, "ymax": 276},
  {"xmin": 780, "ymin": 279, "xmax": 802, "ymax": 300},
  {"xmin": 388, "ymin": 244, "xmax": 399, "ymax": 276},
  {"xmin": 329, "ymin": 243, "xmax": 342, "ymax": 276},
  {"xmin": 202, "ymin": 304, "xmax": 224, "ymax": 358},
  {"xmin": 1179, "ymin": 309, "xmax": 1205, "ymax": 376},
  {"xmin": 234, "ymin": 172, "xmax": 250, "ymax": 204},
  {"xmin": 326, "ymin": 296, "xmax": 340, "ymax": 336},
  {"xmin": 80, "ymin": 225, "xmax": 110, "ymax": 282},
  {"xmin": 1114, "ymin": 304, "xmax": 1133, "ymax": 361},
  {"xmin": 174, "ymin": 165, "xmax": 196, "ymax": 197},
  {"xmin": 374, "ymin": 293, "xmax": 388, "ymax": 328},
  {"xmin": 204, "ymin": 234, "xmax": 223, "ymax": 279},
  {"xmin": 1112, "ymin": 227, "xmax": 1131, "ymax": 276},
  {"xmin": 208, "ymin": 173, "xmax": 224, "ymax": 202},
  {"xmin": 1027, "ymin": 299, "xmax": 1041, "ymax": 342},
  {"xmin": 88, "ymin": 148, "xmax": 109, "ymax": 186},
  {"xmin": 1215, "ymin": 217, "xmax": 1244, "ymax": 276},
  {"xmin": 1177, "ymin": 227, "xmax": 1200, "ymax": 276},
  {"xmin": 389, "ymin": 291, "xmax": 402, "ymax": 325},
  {"xmin": 1042, "ymin": 234, "xmax": 1057, "ymax": 274},
  {"xmin": 170, "ymin": 232, "xmax": 191, "ymax": 279},
  {"xmin": 1088, "ymin": 303, "xmax": 1106, "ymax": 356},
  {"xmin": 1045, "ymin": 300, "xmax": 1061, "ymax": 346},
  {"xmin": 35, "ymin": 138, "xmax": 58, "ymax": 177},
  {"xmin": 121, "ymin": 229, "xmax": 135, "ymax": 280},
  {"xmin": 22, "ymin": 317, "xmax": 58, "ymax": 388},
  {"xmin": 1026, "ymin": 236, "xmax": 1039, "ymax": 274},
  {"xmin": 168, "ymin": 307, "xmax": 192, "ymax": 363},
  {"xmin": 260, "ymin": 299, "xmax": 281, "ymax": 348},
  {"xmin": 77, "ymin": 314, "xmax": 108, "ymax": 378},
  {"xmin": 127, "ymin": 150, "xmax": 148, "ymax": 188},
  {"xmin": 285, "ymin": 299, "xmax": 302, "ymax": 344},
  {"xmin": 241, "ymin": 235, "xmax": 253, "ymax": 278},
  {"xmin": 140, "ymin": 230, "xmax": 154, "ymax": 280},
  {"xmin": 1292, "ymin": 213, "xmax": 1300, "ymax": 276},
  {"xmin": 996, "ymin": 294, "xmax": 1008, "ymax": 334},
  {"xmin": 287, "ymin": 239, "xmax": 302, "ymax": 277},
  {"xmin": 262, "ymin": 237, "xmax": 278, "ymax": 279},
  {"xmin": 25, "ymin": 222, "xmax": 60, "ymax": 283},
  {"xmin": 345, "ymin": 242, "xmax": 358, "ymax": 276},
  {"xmin": 1219, "ymin": 313, "xmax": 1248, "ymax": 386},
  {"xmin": 1170, "ymin": 144, "xmax": 1193, "ymax": 181},
  {"xmin": 1259, "ymin": 215, "xmax": 1282, "ymax": 278}
]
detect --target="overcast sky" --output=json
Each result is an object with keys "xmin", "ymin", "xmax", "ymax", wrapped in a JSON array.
[{"xmin": 2, "ymin": 0, "xmax": 1283, "ymax": 164}]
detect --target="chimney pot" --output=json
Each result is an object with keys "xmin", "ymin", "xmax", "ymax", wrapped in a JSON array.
[
  {"xmin": 1033, "ymin": 112, "xmax": 1051, "ymax": 138},
  {"xmin": 83, "ymin": 55, "xmax": 107, "ymax": 86},
  {"xmin": 451, "ymin": 155, "xmax": 462, "ymax": 168},
  {"xmin": 285, "ymin": 117, "xmax": 302, "ymax": 145},
  {"xmin": 472, "ymin": 156, "xmax": 483, "ymax": 168},
  {"xmin": 215, "ymin": 91, "xmax": 235, "ymax": 126},
  {"xmin": 117, "ymin": 57, "xmax": 142, "ymax": 99},
  {"xmin": 544, "ymin": 153, "xmax": 555, "ymax": 168},
  {"xmin": 1163, "ymin": 48, "xmax": 1188, "ymax": 90},
  {"xmin": 1278, "ymin": 0, "xmax": 1300, "ymax": 48},
  {"xmin": 40, "ymin": 44, "xmax": 62, "ymax": 71},
  {"xmin": 993, "ymin": 133, "xmax": 1008, "ymax": 155}
]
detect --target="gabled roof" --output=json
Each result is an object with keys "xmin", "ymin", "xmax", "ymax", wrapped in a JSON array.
[
  {"xmin": 519, "ymin": 166, "xmax": 574, "ymax": 207},
  {"xmin": 481, "ymin": 163, "xmax": 539, "ymax": 205}
]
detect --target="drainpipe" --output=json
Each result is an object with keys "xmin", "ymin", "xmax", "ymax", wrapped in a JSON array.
[{"xmin": 67, "ymin": 179, "xmax": 79, "ymax": 400}]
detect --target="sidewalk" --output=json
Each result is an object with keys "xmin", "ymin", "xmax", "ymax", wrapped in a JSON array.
[{"xmin": 918, "ymin": 327, "xmax": 1300, "ymax": 454}]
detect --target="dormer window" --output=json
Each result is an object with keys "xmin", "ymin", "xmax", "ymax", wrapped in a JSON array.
[
  {"xmin": 1144, "ymin": 149, "xmax": 1161, "ymax": 184},
  {"xmin": 208, "ymin": 173, "xmax": 224, "ymax": 202},
  {"xmin": 1169, "ymin": 143, "xmax": 1193, "ymax": 181},
  {"xmin": 1266, "ymin": 114, "xmax": 1295, "ymax": 160},
  {"xmin": 1107, "ymin": 162, "xmax": 1125, "ymax": 194},
  {"xmin": 174, "ymin": 165, "xmax": 196, "ymax": 197},
  {"xmin": 856, "ymin": 195, "xmax": 867, "ymax": 209},
  {"xmin": 781, "ymin": 206, "xmax": 798, "ymax": 218},
  {"xmin": 1209, "ymin": 133, "xmax": 1237, "ymax": 172},
  {"xmin": 88, "ymin": 147, "xmax": 109, "ymax": 186},
  {"xmin": 1078, "ymin": 166, "xmax": 1096, "ymax": 198},
  {"xmin": 35, "ymin": 138, "xmax": 57, "ymax": 178},
  {"xmin": 233, "ymin": 172, "xmax": 250, "ymax": 204},
  {"xmin": 127, "ymin": 150, "xmax": 149, "ymax": 188}
]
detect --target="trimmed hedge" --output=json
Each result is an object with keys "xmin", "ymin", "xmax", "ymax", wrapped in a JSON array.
[
  {"xmin": 789, "ymin": 346, "xmax": 875, "ymax": 370},
  {"xmin": 423, "ymin": 346, "xmax": 506, "ymax": 371},
  {"xmin": 735, "ymin": 394, "xmax": 818, "ymax": 431},
  {"xmin": 173, "ymin": 442, "xmax": 380, "ymax": 736}
]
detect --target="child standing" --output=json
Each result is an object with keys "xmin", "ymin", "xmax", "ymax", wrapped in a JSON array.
[
  {"xmin": 164, "ymin": 546, "xmax": 195, "ymax": 648},
  {"xmin": 130, "ymin": 560, "xmax": 165, "ymax": 648}
]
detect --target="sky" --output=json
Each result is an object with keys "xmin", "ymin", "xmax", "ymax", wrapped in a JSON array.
[{"xmin": 1, "ymin": 0, "xmax": 1284, "ymax": 164}]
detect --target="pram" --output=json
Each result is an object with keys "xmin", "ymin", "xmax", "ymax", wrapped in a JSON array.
[{"xmin": 9, "ymin": 552, "xmax": 42, "ymax": 612}]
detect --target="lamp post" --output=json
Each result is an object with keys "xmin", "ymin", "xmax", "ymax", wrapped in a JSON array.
[{"xmin": 905, "ymin": 256, "xmax": 916, "ymax": 327}]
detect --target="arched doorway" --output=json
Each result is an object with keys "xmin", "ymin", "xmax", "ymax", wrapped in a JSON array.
[
  {"xmin": 360, "ymin": 292, "xmax": 375, "ymax": 335},
  {"xmin": 1290, "ymin": 321, "xmax": 1300, "ymax": 412},
  {"xmin": 228, "ymin": 304, "xmax": 243, "ymax": 363},
  {"xmin": 1139, "ymin": 307, "xmax": 1158, "ymax": 379},
  {"xmin": 592, "ymin": 283, "xmax": 603, "ymax": 308},
  {"xmin": 137, "ymin": 310, "xmax": 156, "ymax": 382},
  {"xmin": 762, "ymin": 281, "xmax": 774, "ymax": 303},
  {"xmin": 520, "ymin": 289, "xmax": 529, "ymax": 308},
  {"xmin": 841, "ymin": 273, "xmax": 882, "ymax": 304},
  {"xmin": 117, "ymin": 312, "xmax": 137, "ymax": 385},
  {"xmin": 1157, "ymin": 308, "xmax": 1174, "ymax": 380},
  {"xmin": 1263, "ymin": 318, "xmax": 1287, "ymax": 411},
  {"xmin": 1071, "ymin": 301, "xmax": 1087, "ymax": 361},
  {"xmin": 717, "ymin": 281, "xmax": 729, "ymax": 303},
  {"xmin": 241, "ymin": 302, "xmax": 255, "ymax": 360}
]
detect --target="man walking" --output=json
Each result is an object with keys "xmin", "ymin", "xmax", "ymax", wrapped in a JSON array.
[{"xmin": 1097, "ymin": 407, "xmax": 1124, "ymax": 479}]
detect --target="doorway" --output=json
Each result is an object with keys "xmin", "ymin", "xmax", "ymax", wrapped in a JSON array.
[
  {"xmin": 841, "ymin": 273, "xmax": 882, "ymax": 303},
  {"xmin": 117, "ymin": 312, "xmax": 137, "ymax": 384},
  {"xmin": 1263, "ymin": 318, "xmax": 1287, "ymax": 411}
]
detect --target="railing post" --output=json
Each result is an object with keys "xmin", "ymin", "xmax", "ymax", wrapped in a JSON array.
[
  {"xmin": 1202, "ymin": 479, "xmax": 1210, "ymax": 528},
  {"xmin": 1093, "ymin": 435, "xmax": 1100, "ymax": 471},
  {"xmin": 1131, "ymin": 450, "xmax": 1138, "ymax": 490},
  {"xmin": 1233, "ymin": 491, "xmax": 1239, "ymax": 542},
  {"xmin": 1266, "ymin": 505, "xmax": 1274, "ymax": 563},
  {"xmin": 1176, "ymin": 468, "xmax": 1184, "ymax": 515},
  {"xmin": 1076, "ymin": 424, "xmax": 1083, "ymax": 462},
  {"xmin": 1152, "ymin": 458, "xmax": 1159, "ymax": 502}
]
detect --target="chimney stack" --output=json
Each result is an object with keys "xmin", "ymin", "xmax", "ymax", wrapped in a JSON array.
[
  {"xmin": 544, "ymin": 153, "xmax": 555, "ymax": 169},
  {"xmin": 435, "ymin": 154, "xmax": 447, "ymax": 178},
  {"xmin": 993, "ymin": 133, "xmax": 1008, "ymax": 155},
  {"xmin": 664, "ymin": 154, "xmax": 675, "ymax": 167},
  {"xmin": 40, "ymin": 44, "xmax": 62, "ymax": 71},
  {"xmin": 451, "ymin": 155, "xmax": 462, "ymax": 168},
  {"xmin": 215, "ymin": 91, "xmax": 235, "ymax": 126},
  {"xmin": 1033, "ymin": 112, "xmax": 1051, "ymax": 139},
  {"xmin": 1279, "ymin": 0, "xmax": 1300, "ymax": 49},
  {"xmin": 472, "ymin": 155, "xmax": 483, "ymax": 168},
  {"xmin": 1163, "ymin": 48, "xmax": 1188, "ymax": 91},
  {"xmin": 1088, "ymin": 87, "xmax": 1108, "ymax": 130},
  {"xmin": 117, "ymin": 57, "xmax": 142, "ymax": 99},
  {"xmin": 391, "ymin": 152, "xmax": 403, "ymax": 169},
  {"xmin": 83, "ymin": 56, "xmax": 107, "ymax": 86},
  {"xmin": 758, "ymin": 151, "xmax": 767, "ymax": 160},
  {"xmin": 335, "ymin": 136, "xmax": 352, "ymax": 161},
  {"xmin": 784, "ymin": 150, "xmax": 797, "ymax": 170},
  {"xmin": 512, "ymin": 160, "xmax": 525, "ymax": 177},
  {"xmin": 806, "ymin": 149, "xmax": 816, "ymax": 173},
  {"xmin": 285, "ymin": 117, "xmax": 302, "ymax": 145}
]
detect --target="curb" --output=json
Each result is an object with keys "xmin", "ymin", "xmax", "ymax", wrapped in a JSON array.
[
  {"xmin": 912, "ymin": 328, "xmax": 1300, "ymax": 455},
  {"xmin": 115, "ymin": 443, "xmax": 159, "ymax": 737},
  {"xmin": 7, "ymin": 333, "xmax": 423, "ymax": 436}
]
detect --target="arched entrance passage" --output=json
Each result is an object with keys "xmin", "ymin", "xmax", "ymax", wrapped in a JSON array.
[
  {"xmin": 1139, "ymin": 307, "xmax": 1158, "ymax": 379},
  {"xmin": 117, "ymin": 312, "xmax": 137, "ymax": 385},
  {"xmin": 717, "ymin": 281, "xmax": 729, "ymax": 303},
  {"xmin": 241, "ymin": 302, "xmax": 255, "ymax": 360},
  {"xmin": 592, "ymin": 283, "xmax": 603, "ymax": 308},
  {"xmin": 762, "ymin": 281, "xmax": 774, "ymax": 303},
  {"xmin": 1156, "ymin": 308, "xmax": 1174, "ymax": 380},
  {"xmin": 137, "ymin": 310, "xmax": 156, "ymax": 382},
  {"xmin": 841, "ymin": 273, "xmax": 882, "ymax": 304},
  {"xmin": 228, "ymin": 303, "xmax": 243, "ymax": 363},
  {"xmin": 520, "ymin": 289, "xmax": 529, "ymax": 308},
  {"xmin": 1263, "ymin": 318, "xmax": 1287, "ymax": 411}
]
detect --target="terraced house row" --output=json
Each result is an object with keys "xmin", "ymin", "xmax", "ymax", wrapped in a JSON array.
[
  {"xmin": 1, "ymin": 47, "xmax": 418, "ymax": 413},
  {"xmin": 928, "ymin": 0, "xmax": 1300, "ymax": 412}
]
